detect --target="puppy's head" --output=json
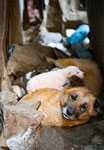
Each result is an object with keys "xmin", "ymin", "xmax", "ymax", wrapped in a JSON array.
[
  {"xmin": 60, "ymin": 87, "xmax": 96, "ymax": 121},
  {"xmin": 66, "ymin": 66, "xmax": 84, "ymax": 80}
]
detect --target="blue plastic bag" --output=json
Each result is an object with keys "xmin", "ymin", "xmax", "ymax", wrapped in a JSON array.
[{"xmin": 67, "ymin": 24, "xmax": 90, "ymax": 46}]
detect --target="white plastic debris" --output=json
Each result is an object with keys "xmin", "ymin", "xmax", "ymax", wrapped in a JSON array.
[
  {"xmin": 39, "ymin": 31, "xmax": 63, "ymax": 44},
  {"xmin": 39, "ymin": 31, "xmax": 71, "ymax": 56},
  {"xmin": 47, "ymin": 42, "xmax": 71, "ymax": 56}
]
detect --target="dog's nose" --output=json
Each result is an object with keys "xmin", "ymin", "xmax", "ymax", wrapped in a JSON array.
[{"xmin": 67, "ymin": 106, "xmax": 75, "ymax": 116}]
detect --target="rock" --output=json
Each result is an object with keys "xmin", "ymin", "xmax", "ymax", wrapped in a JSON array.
[
  {"xmin": 3, "ymin": 102, "xmax": 43, "ymax": 140},
  {"xmin": 0, "ymin": 89, "xmax": 17, "ymax": 105},
  {"xmin": 7, "ymin": 43, "xmax": 56, "ymax": 78},
  {"xmin": 0, "ymin": 88, "xmax": 43, "ymax": 148},
  {"xmin": 7, "ymin": 127, "xmax": 40, "ymax": 150}
]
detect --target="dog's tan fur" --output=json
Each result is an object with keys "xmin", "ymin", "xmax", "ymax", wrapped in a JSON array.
[
  {"xmin": 21, "ymin": 87, "xmax": 96, "ymax": 127},
  {"xmin": 47, "ymin": 58, "xmax": 102, "ymax": 96}
]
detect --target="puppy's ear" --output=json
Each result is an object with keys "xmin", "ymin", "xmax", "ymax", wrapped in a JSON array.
[{"xmin": 69, "ymin": 75, "xmax": 84, "ymax": 87}]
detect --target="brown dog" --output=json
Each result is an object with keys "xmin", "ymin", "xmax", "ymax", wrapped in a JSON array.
[
  {"xmin": 47, "ymin": 58, "xmax": 102, "ymax": 96},
  {"xmin": 20, "ymin": 87, "xmax": 96, "ymax": 127}
]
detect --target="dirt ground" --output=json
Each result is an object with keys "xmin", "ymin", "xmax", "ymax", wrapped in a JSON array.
[{"xmin": 39, "ymin": 117, "xmax": 104, "ymax": 150}]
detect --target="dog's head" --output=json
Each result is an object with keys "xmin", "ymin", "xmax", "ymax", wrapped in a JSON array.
[{"xmin": 60, "ymin": 87, "xmax": 96, "ymax": 121}]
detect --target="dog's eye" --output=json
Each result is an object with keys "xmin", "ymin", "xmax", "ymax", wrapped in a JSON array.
[
  {"xmin": 80, "ymin": 103, "xmax": 88, "ymax": 112},
  {"xmin": 69, "ymin": 94, "xmax": 79, "ymax": 101}
]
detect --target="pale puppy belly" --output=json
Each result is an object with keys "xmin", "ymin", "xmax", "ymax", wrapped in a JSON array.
[{"xmin": 27, "ymin": 73, "xmax": 67, "ymax": 92}]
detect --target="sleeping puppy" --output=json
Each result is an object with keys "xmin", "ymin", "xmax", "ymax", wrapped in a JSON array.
[
  {"xmin": 20, "ymin": 87, "xmax": 96, "ymax": 127},
  {"xmin": 26, "ymin": 66, "xmax": 84, "ymax": 93},
  {"xmin": 47, "ymin": 58, "xmax": 103, "ymax": 96}
]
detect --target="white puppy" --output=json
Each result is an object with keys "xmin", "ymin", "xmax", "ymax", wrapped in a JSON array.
[{"xmin": 26, "ymin": 66, "xmax": 84, "ymax": 93}]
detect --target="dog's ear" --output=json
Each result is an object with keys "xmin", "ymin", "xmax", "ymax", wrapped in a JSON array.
[
  {"xmin": 88, "ymin": 94, "xmax": 97, "ymax": 117},
  {"xmin": 90, "ymin": 108, "xmax": 97, "ymax": 117}
]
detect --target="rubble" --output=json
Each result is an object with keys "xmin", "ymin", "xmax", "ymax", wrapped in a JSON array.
[
  {"xmin": 7, "ymin": 127, "xmax": 40, "ymax": 150},
  {"xmin": 2, "ymin": 101, "xmax": 44, "ymax": 148}
]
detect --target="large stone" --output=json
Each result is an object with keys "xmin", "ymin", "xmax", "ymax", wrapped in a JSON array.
[
  {"xmin": 7, "ymin": 127, "xmax": 40, "ymax": 150},
  {"xmin": 3, "ymin": 102, "xmax": 43, "ymax": 139},
  {"xmin": 7, "ymin": 43, "xmax": 56, "ymax": 78},
  {"xmin": 1, "ymin": 101, "xmax": 43, "ymax": 148}
]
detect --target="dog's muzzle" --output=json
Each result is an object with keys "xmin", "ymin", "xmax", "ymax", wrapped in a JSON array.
[{"xmin": 62, "ymin": 106, "xmax": 76, "ymax": 120}]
